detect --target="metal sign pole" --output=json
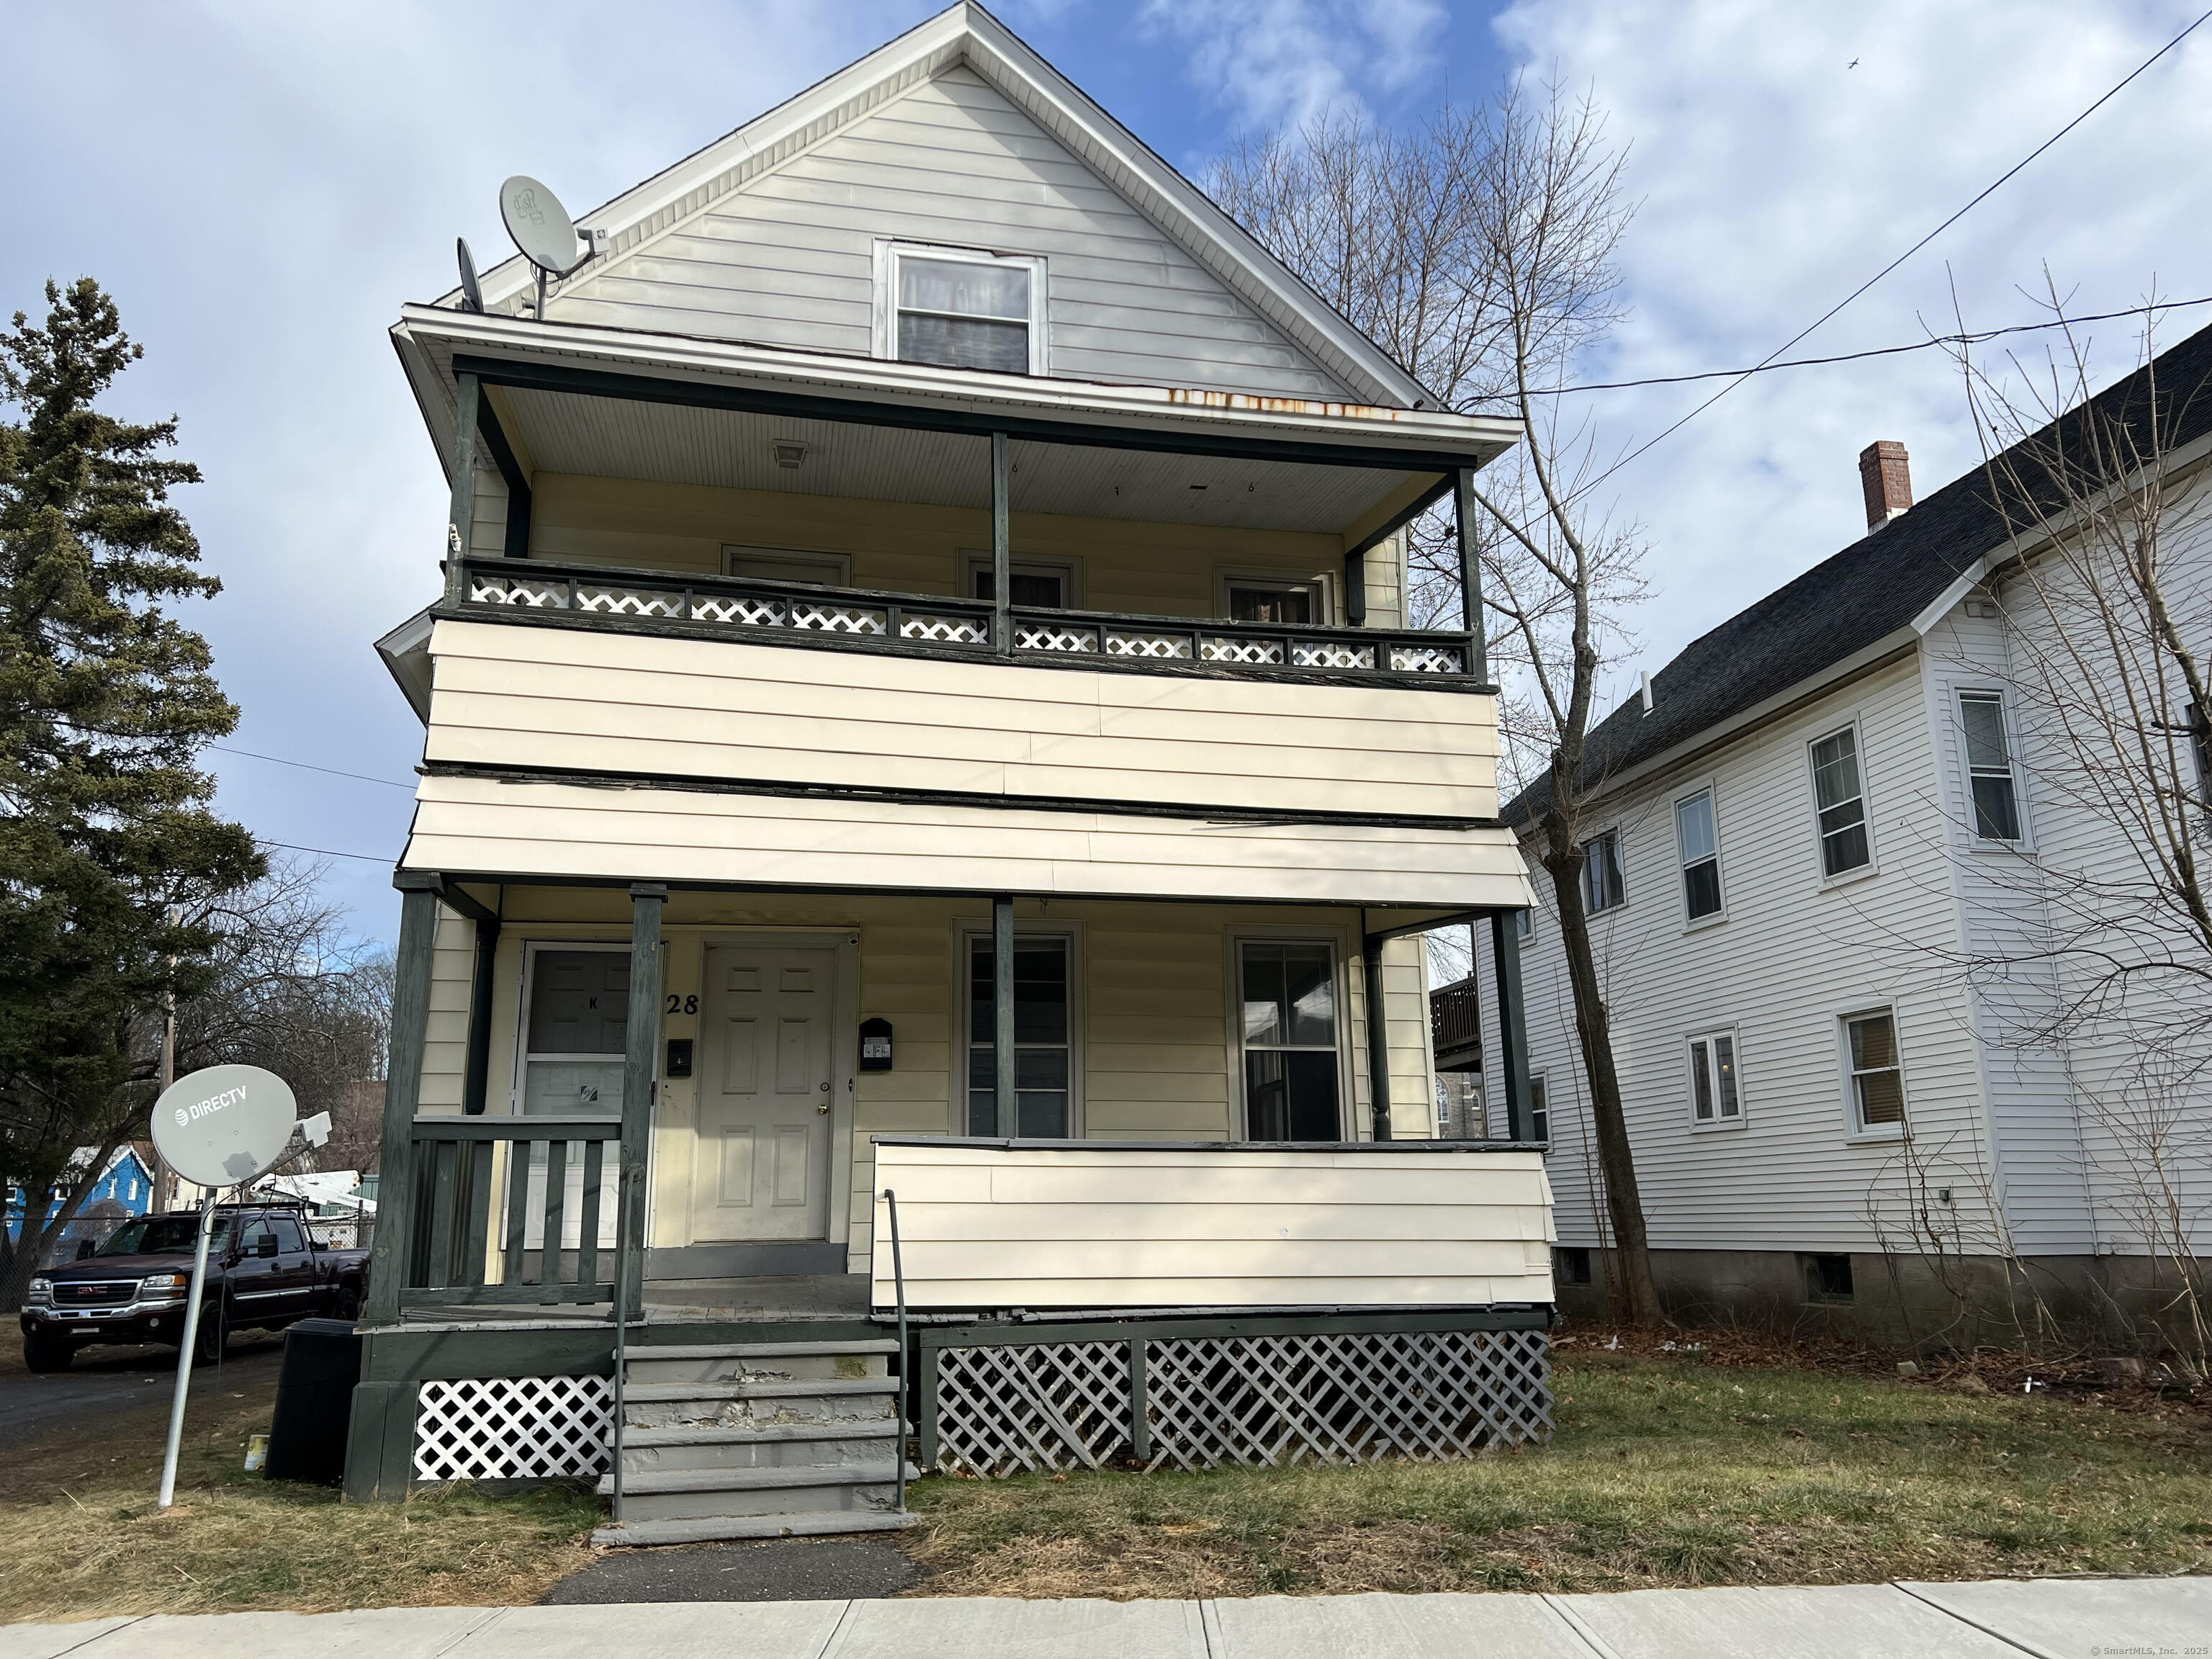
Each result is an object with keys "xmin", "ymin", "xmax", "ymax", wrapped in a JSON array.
[{"xmin": 157, "ymin": 1190, "xmax": 220, "ymax": 1509}]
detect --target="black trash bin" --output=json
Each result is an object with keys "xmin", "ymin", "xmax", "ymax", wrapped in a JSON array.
[{"xmin": 264, "ymin": 1317, "xmax": 362, "ymax": 1485}]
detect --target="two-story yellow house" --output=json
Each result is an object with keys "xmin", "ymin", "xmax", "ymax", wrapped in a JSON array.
[{"xmin": 348, "ymin": 2, "xmax": 1549, "ymax": 1545}]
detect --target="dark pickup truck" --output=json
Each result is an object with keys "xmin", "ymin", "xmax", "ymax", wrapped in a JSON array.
[{"xmin": 20, "ymin": 1202, "xmax": 369, "ymax": 1371}]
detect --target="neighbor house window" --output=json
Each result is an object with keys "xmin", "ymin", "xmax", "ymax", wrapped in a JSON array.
[
  {"xmin": 1958, "ymin": 691, "xmax": 2023, "ymax": 840},
  {"xmin": 1675, "ymin": 789, "xmax": 1722, "ymax": 920},
  {"xmin": 1528, "ymin": 1072, "xmax": 1550, "ymax": 1143},
  {"xmin": 1843, "ymin": 1009, "xmax": 1906, "ymax": 1131},
  {"xmin": 1514, "ymin": 907, "xmax": 1533, "ymax": 940},
  {"xmin": 1555, "ymin": 1244, "xmax": 1592, "ymax": 1285},
  {"xmin": 1802, "ymin": 1253, "xmax": 1854, "ymax": 1304},
  {"xmin": 966, "ymin": 933, "xmax": 1074, "ymax": 1138},
  {"xmin": 1809, "ymin": 726, "xmax": 1871, "ymax": 876},
  {"xmin": 1687, "ymin": 1030, "xmax": 1743, "ymax": 1125},
  {"xmin": 887, "ymin": 246, "xmax": 1044, "ymax": 375},
  {"xmin": 1238, "ymin": 940, "xmax": 1341, "ymax": 1141},
  {"xmin": 1581, "ymin": 830, "xmax": 1624, "ymax": 914}
]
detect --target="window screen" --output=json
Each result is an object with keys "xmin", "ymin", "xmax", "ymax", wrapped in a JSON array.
[
  {"xmin": 1959, "ymin": 692, "xmax": 2022, "ymax": 840},
  {"xmin": 1676, "ymin": 791, "xmax": 1722, "ymax": 919},
  {"xmin": 1810, "ymin": 727, "xmax": 1870, "ymax": 876},
  {"xmin": 896, "ymin": 255, "xmax": 1032, "ymax": 374},
  {"xmin": 1239, "ymin": 941, "xmax": 1340, "ymax": 1141},
  {"xmin": 1845, "ymin": 1011, "xmax": 1905, "ymax": 1129},
  {"xmin": 967, "ymin": 936, "xmax": 1071, "ymax": 1137}
]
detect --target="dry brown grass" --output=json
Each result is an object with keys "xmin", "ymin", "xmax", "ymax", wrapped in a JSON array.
[{"xmin": 0, "ymin": 1364, "xmax": 597, "ymax": 1623}]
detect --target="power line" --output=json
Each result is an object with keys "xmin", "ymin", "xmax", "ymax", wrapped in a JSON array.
[
  {"xmin": 1585, "ymin": 7, "xmax": 2212, "ymax": 484},
  {"xmin": 210, "ymin": 744, "xmax": 415, "ymax": 791},
  {"xmin": 256, "ymin": 837, "xmax": 393, "ymax": 866},
  {"xmin": 1506, "ymin": 294, "xmax": 2212, "ymax": 395}
]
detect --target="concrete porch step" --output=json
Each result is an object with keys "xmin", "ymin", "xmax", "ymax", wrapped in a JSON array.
[
  {"xmin": 622, "ymin": 1377, "xmax": 896, "ymax": 1404},
  {"xmin": 597, "ymin": 1460, "xmax": 917, "ymax": 1521},
  {"xmin": 634, "ymin": 1339, "xmax": 899, "ymax": 1359},
  {"xmin": 595, "ymin": 1461, "xmax": 917, "ymax": 1498},
  {"xmin": 591, "ymin": 1509, "xmax": 919, "ymax": 1547},
  {"xmin": 624, "ymin": 1340, "xmax": 894, "ymax": 1385},
  {"xmin": 617, "ymin": 1419, "xmax": 907, "ymax": 1473}
]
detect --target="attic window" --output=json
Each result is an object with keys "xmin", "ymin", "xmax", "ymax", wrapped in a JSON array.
[{"xmin": 881, "ymin": 244, "xmax": 1046, "ymax": 375}]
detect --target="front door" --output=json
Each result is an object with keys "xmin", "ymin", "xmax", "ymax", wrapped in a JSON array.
[{"xmin": 692, "ymin": 945, "xmax": 836, "ymax": 1244}]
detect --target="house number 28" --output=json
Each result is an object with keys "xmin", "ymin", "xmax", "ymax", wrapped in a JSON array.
[{"xmin": 664, "ymin": 994, "xmax": 699, "ymax": 1015}]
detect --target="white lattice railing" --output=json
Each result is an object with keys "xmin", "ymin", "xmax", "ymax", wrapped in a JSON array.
[
  {"xmin": 926, "ymin": 1324, "xmax": 1550, "ymax": 1477},
  {"xmin": 413, "ymin": 1375, "xmax": 612, "ymax": 1483},
  {"xmin": 459, "ymin": 559, "xmax": 1475, "ymax": 680}
]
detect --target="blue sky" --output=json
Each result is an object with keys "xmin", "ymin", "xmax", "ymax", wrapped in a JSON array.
[{"xmin": 5, "ymin": 1, "xmax": 2208, "ymax": 945}]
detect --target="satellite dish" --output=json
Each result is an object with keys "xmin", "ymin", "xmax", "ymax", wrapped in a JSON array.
[
  {"xmin": 457, "ymin": 238, "xmax": 484, "ymax": 313},
  {"xmin": 151, "ymin": 1064, "xmax": 300, "ymax": 1189},
  {"xmin": 500, "ymin": 175, "xmax": 588, "ymax": 276}
]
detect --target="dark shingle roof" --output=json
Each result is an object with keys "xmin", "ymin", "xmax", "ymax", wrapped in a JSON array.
[{"xmin": 1509, "ymin": 317, "xmax": 2212, "ymax": 824}]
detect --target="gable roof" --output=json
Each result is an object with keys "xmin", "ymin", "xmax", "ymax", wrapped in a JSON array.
[
  {"xmin": 1511, "ymin": 317, "xmax": 2212, "ymax": 823},
  {"xmin": 449, "ymin": 1, "xmax": 1432, "ymax": 410}
]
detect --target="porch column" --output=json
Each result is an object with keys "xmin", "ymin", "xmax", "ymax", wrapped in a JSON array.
[
  {"xmin": 433, "ymin": 880, "xmax": 503, "ymax": 1117},
  {"xmin": 1455, "ymin": 467, "xmax": 1489, "ymax": 681},
  {"xmin": 1490, "ymin": 911, "xmax": 1534, "ymax": 1141},
  {"xmin": 991, "ymin": 431, "xmax": 1012, "ymax": 657},
  {"xmin": 364, "ymin": 871, "xmax": 442, "ymax": 1327},
  {"xmin": 993, "ymin": 894, "xmax": 1017, "ymax": 1136},
  {"xmin": 621, "ymin": 884, "xmax": 666, "ymax": 1320},
  {"xmin": 444, "ymin": 371, "xmax": 480, "ymax": 606},
  {"xmin": 1361, "ymin": 934, "xmax": 1393, "ymax": 1142}
]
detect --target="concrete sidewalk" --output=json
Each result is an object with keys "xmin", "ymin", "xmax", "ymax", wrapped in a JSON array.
[{"xmin": 9, "ymin": 1578, "xmax": 2205, "ymax": 1659}]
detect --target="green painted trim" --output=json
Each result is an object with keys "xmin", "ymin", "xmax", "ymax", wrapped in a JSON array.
[
  {"xmin": 1454, "ymin": 468, "xmax": 1489, "ymax": 682},
  {"xmin": 1491, "ymin": 911, "xmax": 1534, "ymax": 1142},
  {"xmin": 992, "ymin": 895, "xmax": 1016, "ymax": 1138},
  {"xmin": 361, "ymin": 1323, "xmax": 617, "ymax": 1383},
  {"xmin": 366, "ymin": 881, "xmax": 441, "ymax": 1326},
  {"xmin": 917, "ymin": 1308, "xmax": 1549, "ymax": 1350},
  {"xmin": 1361, "ymin": 935, "xmax": 1392, "ymax": 1141},
  {"xmin": 341, "ymin": 1378, "xmax": 418, "ymax": 1501},
  {"xmin": 622, "ymin": 885, "xmax": 665, "ymax": 1322},
  {"xmin": 446, "ymin": 373, "xmax": 480, "ymax": 603}
]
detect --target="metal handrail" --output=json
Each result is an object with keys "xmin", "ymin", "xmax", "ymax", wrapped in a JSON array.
[
  {"xmin": 608, "ymin": 1158, "xmax": 643, "ymax": 1525},
  {"xmin": 883, "ymin": 1187, "xmax": 909, "ymax": 1514}
]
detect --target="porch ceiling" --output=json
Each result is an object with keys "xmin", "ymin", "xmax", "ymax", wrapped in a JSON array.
[{"xmin": 499, "ymin": 384, "xmax": 1426, "ymax": 535}]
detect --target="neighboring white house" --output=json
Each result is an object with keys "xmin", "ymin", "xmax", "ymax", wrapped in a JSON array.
[{"xmin": 1476, "ymin": 325, "xmax": 2212, "ymax": 1346}]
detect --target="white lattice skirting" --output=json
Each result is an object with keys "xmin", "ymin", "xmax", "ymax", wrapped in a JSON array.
[
  {"xmin": 932, "ymin": 1327, "xmax": 1552, "ymax": 1477},
  {"xmin": 413, "ymin": 1376, "xmax": 613, "ymax": 1483}
]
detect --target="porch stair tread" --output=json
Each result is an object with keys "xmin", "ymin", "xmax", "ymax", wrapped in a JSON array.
[
  {"xmin": 621, "ymin": 1420, "xmax": 905, "ymax": 1447},
  {"xmin": 634, "ymin": 1339, "xmax": 898, "ymax": 1359},
  {"xmin": 623, "ymin": 1377, "xmax": 896, "ymax": 1403},
  {"xmin": 592, "ymin": 1510, "xmax": 919, "ymax": 1547},
  {"xmin": 595, "ymin": 1460, "xmax": 916, "ymax": 1497}
]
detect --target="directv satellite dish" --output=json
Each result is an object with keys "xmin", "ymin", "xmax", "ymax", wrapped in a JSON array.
[
  {"xmin": 151, "ymin": 1064, "xmax": 300, "ymax": 1188},
  {"xmin": 457, "ymin": 238, "xmax": 484, "ymax": 313},
  {"xmin": 502, "ymin": 174, "xmax": 592, "ymax": 320}
]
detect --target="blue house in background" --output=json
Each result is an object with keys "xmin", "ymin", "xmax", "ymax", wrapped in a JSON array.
[{"xmin": 4, "ymin": 1146, "xmax": 158, "ymax": 1259}]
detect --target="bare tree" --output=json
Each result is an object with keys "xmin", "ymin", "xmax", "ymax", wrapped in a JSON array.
[
  {"xmin": 1210, "ymin": 81, "xmax": 1664, "ymax": 1321},
  {"xmin": 1942, "ymin": 289, "xmax": 2212, "ymax": 1364}
]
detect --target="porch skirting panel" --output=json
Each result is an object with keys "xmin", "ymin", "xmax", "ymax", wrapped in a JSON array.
[
  {"xmin": 398, "ymin": 771, "xmax": 1535, "ymax": 909},
  {"xmin": 922, "ymin": 1318, "xmax": 1552, "ymax": 1476},
  {"xmin": 413, "ymin": 1376, "xmax": 613, "ymax": 1483}
]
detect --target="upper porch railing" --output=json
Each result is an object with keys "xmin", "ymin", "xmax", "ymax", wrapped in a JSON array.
[{"xmin": 451, "ymin": 555, "xmax": 1475, "ymax": 683}]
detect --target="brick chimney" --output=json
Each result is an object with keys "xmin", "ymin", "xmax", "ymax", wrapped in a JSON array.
[{"xmin": 1858, "ymin": 440, "xmax": 1912, "ymax": 529}]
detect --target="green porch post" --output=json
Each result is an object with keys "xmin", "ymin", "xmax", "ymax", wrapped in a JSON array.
[
  {"xmin": 991, "ymin": 431, "xmax": 1012, "ymax": 658},
  {"xmin": 1490, "ymin": 910, "xmax": 1534, "ymax": 1141},
  {"xmin": 444, "ymin": 372, "xmax": 480, "ymax": 606},
  {"xmin": 1361, "ymin": 935, "xmax": 1393, "ymax": 1142},
  {"xmin": 993, "ymin": 895, "xmax": 1017, "ymax": 1137},
  {"xmin": 363, "ymin": 872, "xmax": 442, "ymax": 1328},
  {"xmin": 1455, "ymin": 467, "xmax": 1489, "ymax": 682},
  {"xmin": 621, "ymin": 884, "xmax": 666, "ymax": 1320}
]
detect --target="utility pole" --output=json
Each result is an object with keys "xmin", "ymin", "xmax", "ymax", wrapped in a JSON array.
[{"xmin": 151, "ymin": 904, "xmax": 179, "ymax": 1210}]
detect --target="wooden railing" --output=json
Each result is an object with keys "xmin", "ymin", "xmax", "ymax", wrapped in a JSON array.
[
  {"xmin": 451, "ymin": 556, "xmax": 1474, "ymax": 683},
  {"xmin": 402, "ymin": 1115, "xmax": 623, "ymax": 1308}
]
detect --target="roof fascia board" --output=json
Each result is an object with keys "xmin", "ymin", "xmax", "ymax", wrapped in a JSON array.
[
  {"xmin": 395, "ymin": 306, "xmax": 1518, "ymax": 465},
  {"xmin": 449, "ymin": 4, "xmax": 1429, "ymax": 408}
]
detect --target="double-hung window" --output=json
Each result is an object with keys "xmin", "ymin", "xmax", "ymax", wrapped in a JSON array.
[
  {"xmin": 1581, "ymin": 830, "xmax": 1624, "ymax": 914},
  {"xmin": 886, "ymin": 245, "xmax": 1044, "ymax": 375},
  {"xmin": 1687, "ymin": 1030, "xmax": 1742, "ymax": 1125},
  {"xmin": 1528, "ymin": 1073, "xmax": 1550, "ymax": 1143},
  {"xmin": 1675, "ymin": 790, "xmax": 1722, "ymax": 920},
  {"xmin": 1238, "ymin": 940, "xmax": 1341, "ymax": 1141},
  {"xmin": 1958, "ymin": 691, "xmax": 2023, "ymax": 840},
  {"xmin": 966, "ymin": 934, "xmax": 1074, "ymax": 1137},
  {"xmin": 1809, "ymin": 726, "xmax": 1871, "ymax": 876},
  {"xmin": 1843, "ymin": 1009, "xmax": 1906, "ymax": 1132}
]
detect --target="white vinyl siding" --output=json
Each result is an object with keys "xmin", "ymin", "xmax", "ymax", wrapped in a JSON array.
[{"xmin": 550, "ymin": 67, "xmax": 1347, "ymax": 400}]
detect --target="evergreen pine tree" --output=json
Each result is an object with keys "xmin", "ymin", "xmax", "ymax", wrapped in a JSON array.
[{"xmin": 0, "ymin": 278, "xmax": 261, "ymax": 1308}]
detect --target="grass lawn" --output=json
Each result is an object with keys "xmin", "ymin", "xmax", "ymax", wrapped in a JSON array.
[
  {"xmin": 900, "ymin": 1347, "xmax": 2212, "ymax": 1599},
  {"xmin": 1, "ymin": 1339, "xmax": 2204, "ymax": 1621}
]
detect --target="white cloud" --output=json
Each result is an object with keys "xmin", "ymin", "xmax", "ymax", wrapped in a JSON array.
[{"xmin": 1138, "ymin": 0, "xmax": 1448, "ymax": 129}]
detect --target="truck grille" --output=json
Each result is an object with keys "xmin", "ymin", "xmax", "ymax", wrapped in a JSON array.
[{"xmin": 55, "ymin": 1281, "xmax": 136, "ymax": 1305}]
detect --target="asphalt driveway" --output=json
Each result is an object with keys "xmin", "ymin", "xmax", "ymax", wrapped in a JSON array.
[{"xmin": 0, "ymin": 1334, "xmax": 284, "ymax": 1447}]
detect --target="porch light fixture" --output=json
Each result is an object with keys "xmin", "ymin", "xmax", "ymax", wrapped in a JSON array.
[{"xmin": 773, "ymin": 439, "xmax": 808, "ymax": 469}]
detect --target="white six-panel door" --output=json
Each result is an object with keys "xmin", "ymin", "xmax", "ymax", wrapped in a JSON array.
[{"xmin": 693, "ymin": 945, "xmax": 835, "ymax": 1243}]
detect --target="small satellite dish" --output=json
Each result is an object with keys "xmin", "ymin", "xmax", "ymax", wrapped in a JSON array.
[
  {"xmin": 457, "ymin": 238, "xmax": 484, "ymax": 313},
  {"xmin": 151, "ymin": 1064, "xmax": 300, "ymax": 1189},
  {"xmin": 501, "ymin": 175, "xmax": 588, "ymax": 277}
]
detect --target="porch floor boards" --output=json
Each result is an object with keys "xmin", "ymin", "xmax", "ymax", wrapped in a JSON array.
[{"xmin": 391, "ymin": 1273, "xmax": 873, "ymax": 1331}]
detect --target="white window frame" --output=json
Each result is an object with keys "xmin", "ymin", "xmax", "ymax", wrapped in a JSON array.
[
  {"xmin": 1685, "ymin": 1026, "xmax": 1745, "ymax": 1130},
  {"xmin": 723, "ymin": 545, "xmax": 853, "ymax": 587},
  {"xmin": 1955, "ymin": 687, "xmax": 2028, "ymax": 847},
  {"xmin": 874, "ymin": 240, "xmax": 1048, "ymax": 376},
  {"xmin": 956, "ymin": 921, "xmax": 1084, "ymax": 1138},
  {"xmin": 1226, "ymin": 927, "xmax": 1356, "ymax": 1142},
  {"xmin": 958, "ymin": 550, "xmax": 1083, "ymax": 610},
  {"xmin": 512, "ymin": 940, "xmax": 638, "ymax": 1115},
  {"xmin": 1514, "ymin": 907, "xmax": 1534, "ymax": 941},
  {"xmin": 1527, "ymin": 1070, "xmax": 1550, "ymax": 1144},
  {"xmin": 1806, "ymin": 718, "xmax": 1878, "ymax": 886},
  {"xmin": 1838, "ymin": 1004, "xmax": 1908, "ymax": 1141},
  {"xmin": 1580, "ymin": 827, "xmax": 1627, "ymax": 915},
  {"xmin": 1672, "ymin": 780, "xmax": 1726, "ymax": 928},
  {"xmin": 1211, "ymin": 565, "xmax": 1338, "ymax": 626}
]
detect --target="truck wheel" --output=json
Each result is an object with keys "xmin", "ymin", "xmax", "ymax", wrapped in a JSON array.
[
  {"xmin": 23, "ymin": 1334, "xmax": 72, "ymax": 1373},
  {"xmin": 333, "ymin": 1285, "xmax": 360, "ymax": 1321},
  {"xmin": 191, "ymin": 1309, "xmax": 227, "ymax": 1366}
]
